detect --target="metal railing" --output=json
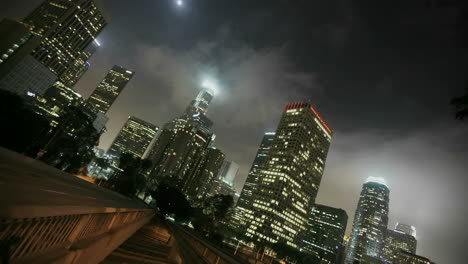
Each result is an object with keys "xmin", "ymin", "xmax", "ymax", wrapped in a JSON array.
[
  {"xmin": 0, "ymin": 206, "xmax": 155, "ymax": 264},
  {"xmin": 0, "ymin": 147, "xmax": 155, "ymax": 264}
]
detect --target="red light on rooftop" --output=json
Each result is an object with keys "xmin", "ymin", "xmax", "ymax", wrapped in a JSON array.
[{"xmin": 310, "ymin": 106, "xmax": 333, "ymax": 134}]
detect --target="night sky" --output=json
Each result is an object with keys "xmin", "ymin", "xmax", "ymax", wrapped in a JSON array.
[{"xmin": 2, "ymin": 0, "xmax": 468, "ymax": 263}]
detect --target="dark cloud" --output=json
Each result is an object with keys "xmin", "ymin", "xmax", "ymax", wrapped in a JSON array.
[{"xmin": 1, "ymin": 0, "xmax": 468, "ymax": 263}]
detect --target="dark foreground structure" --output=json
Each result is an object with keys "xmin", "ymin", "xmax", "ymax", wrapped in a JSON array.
[{"xmin": 0, "ymin": 147, "xmax": 154, "ymax": 263}]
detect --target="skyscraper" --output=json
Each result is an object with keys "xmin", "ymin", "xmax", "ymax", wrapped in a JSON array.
[
  {"xmin": 217, "ymin": 160, "xmax": 239, "ymax": 184},
  {"xmin": 301, "ymin": 204, "xmax": 348, "ymax": 264},
  {"xmin": 230, "ymin": 132, "xmax": 275, "ymax": 231},
  {"xmin": 23, "ymin": 0, "xmax": 109, "ymax": 78},
  {"xmin": 395, "ymin": 223, "xmax": 417, "ymax": 237},
  {"xmin": 234, "ymin": 102, "xmax": 333, "ymax": 247},
  {"xmin": 60, "ymin": 40, "xmax": 99, "ymax": 88},
  {"xmin": 87, "ymin": 65, "xmax": 134, "ymax": 114},
  {"xmin": 146, "ymin": 88, "xmax": 217, "ymax": 189},
  {"xmin": 0, "ymin": 0, "xmax": 108, "ymax": 96},
  {"xmin": 382, "ymin": 224, "xmax": 417, "ymax": 264},
  {"xmin": 107, "ymin": 116, "xmax": 159, "ymax": 159},
  {"xmin": 396, "ymin": 250, "xmax": 433, "ymax": 264},
  {"xmin": 182, "ymin": 147, "xmax": 225, "ymax": 199},
  {"xmin": 185, "ymin": 89, "xmax": 214, "ymax": 115},
  {"xmin": 346, "ymin": 177, "xmax": 390, "ymax": 264}
]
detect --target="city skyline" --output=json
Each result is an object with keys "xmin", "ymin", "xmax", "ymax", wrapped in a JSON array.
[{"xmin": 1, "ymin": 0, "xmax": 467, "ymax": 263}]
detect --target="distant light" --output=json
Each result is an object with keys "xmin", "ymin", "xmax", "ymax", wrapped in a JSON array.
[
  {"xmin": 94, "ymin": 39, "xmax": 101, "ymax": 46},
  {"xmin": 201, "ymin": 78, "xmax": 218, "ymax": 95},
  {"xmin": 176, "ymin": 0, "xmax": 183, "ymax": 6},
  {"xmin": 26, "ymin": 91, "xmax": 36, "ymax": 97},
  {"xmin": 366, "ymin": 176, "xmax": 387, "ymax": 187},
  {"xmin": 265, "ymin": 132, "xmax": 276, "ymax": 135},
  {"xmin": 126, "ymin": 70, "xmax": 133, "ymax": 74}
]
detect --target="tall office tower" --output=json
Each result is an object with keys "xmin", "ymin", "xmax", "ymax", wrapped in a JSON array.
[
  {"xmin": 146, "ymin": 88, "xmax": 217, "ymax": 193},
  {"xmin": 87, "ymin": 65, "xmax": 134, "ymax": 114},
  {"xmin": 396, "ymin": 250, "xmax": 433, "ymax": 264},
  {"xmin": 23, "ymin": 0, "xmax": 109, "ymax": 78},
  {"xmin": 34, "ymin": 81, "xmax": 83, "ymax": 126},
  {"xmin": 60, "ymin": 40, "xmax": 99, "ymax": 88},
  {"xmin": 395, "ymin": 223, "xmax": 417, "ymax": 237},
  {"xmin": 182, "ymin": 147, "xmax": 225, "ymax": 199},
  {"xmin": 0, "ymin": 19, "xmax": 41, "ymax": 77},
  {"xmin": 0, "ymin": 0, "xmax": 108, "ymax": 97},
  {"xmin": 230, "ymin": 132, "xmax": 275, "ymax": 231},
  {"xmin": 217, "ymin": 160, "xmax": 239, "ymax": 184},
  {"xmin": 168, "ymin": 89, "xmax": 215, "ymax": 133},
  {"xmin": 236, "ymin": 102, "xmax": 333, "ymax": 247},
  {"xmin": 301, "ymin": 204, "xmax": 348, "ymax": 264},
  {"xmin": 382, "ymin": 224, "xmax": 417, "ymax": 264},
  {"xmin": 346, "ymin": 177, "xmax": 390, "ymax": 264},
  {"xmin": 185, "ymin": 89, "xmax": 214, "ymax": 115},
  {"xmin": 209, "ymin": 178, "xmax": 237, "ymax": 197},
  {"xmin": 107, "ymin": 116, "xmax": 159, "ymax": 159}
]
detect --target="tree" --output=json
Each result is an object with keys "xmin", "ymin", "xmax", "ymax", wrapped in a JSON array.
[
  {"xmin": 111, "ymin": 153, "xmax": 152, "ymax": 197},
  {"xmin": 201, "ymin": 194, "xmax": 234, "ymax": 226},
  {"xmin": 40, "ymin": 106, "xmax": 99, "ymax": 173},
  {"xmin": 0, "ymin": 90, "xmax": 51, "ymax": 155},
  {"xmin": 150, "ymin": 181, "xmax": 192, "ymax": 222},
  {"xmin": 451, "ymin": 86, "xmax": 468, "ymax": 120}
]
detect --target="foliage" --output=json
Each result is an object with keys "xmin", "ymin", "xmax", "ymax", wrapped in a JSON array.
[
  {"xmin": 199, "ymin": 194, "xmax": 234, "ymax": 226},
  {"xmin": 151, "ymin": 180, "xmax": 193, "ymax": 222},
  {"xmin": 269, "ymin": 242, "xmax": 311, "ymax": 264},
  {"xmin": 41, "ymin": 106, "xmax": 99, "ymax": 173},
  {"xmin": 111, "ymin": 153, "xmax": 152, "ymax": 197},
  {"xmin": 451, "ymin": 87, "xmax": 468, "ymax": 120},
  {"xmin": 0, "ymin": 90, "xmax": 50, "ymax": 155}
]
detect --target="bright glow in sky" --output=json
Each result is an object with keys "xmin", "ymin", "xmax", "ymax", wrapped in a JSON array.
[
  {"xmin": 201, "ymin": 77, "xmax": 219, "ymax": 95},
  {"xmin": 366, "ymin": 176, "xmax": 388, "ymax": 187},
  {"xmin": 176, "ymin": 0, "xmax": 183, "ymax": 7}
]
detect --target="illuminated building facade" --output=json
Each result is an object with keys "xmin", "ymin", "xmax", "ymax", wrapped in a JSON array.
[
  {"xmin": 182, "ymin": 147, "xmax": 225, "ymax": 199},
  {"xmin": 382, "ymin": 224, "xmax": 417, "ymax": 264},
  {"xmin": 396, "ymin": 250, "xmax": 433, "ymax": 264},
  {"xmin": 346, "ymin": 177, "xmax": 390, "ymax": 264},
  {"xmin": 60, "ymin": 40, "xmax": 98, "ymax": 88},
  {"xmin": 0, "ymin": 19, "xmax": 41, "ymax": 78},
  {"xmin": 361, "ymin": 255, "xmax": 387, "ymax": 264},
  {"xmin": 230, "ymin": 132, "xmax": 275, "ymax": 231},
  {"xmin": 87, "ymin": 65, "xmax": 134, "ymax": 114},
  {"xmin": 107, "ymin": 116, "xmax": 159, "ymax": 159},
  {"xmin": 301, "ymin": 204, "xmax": 348, "ymax": 264},
  {"xmin": 236, "ymin": 102, "xmax": 333, "ymax": 247},
  {"xmin": 186, "ymin": 89, "xmax": 213, "ymax": 115},
  {"xmin": 23, "ymin": 0, "xmax": 109, "ymax": 79},
  {"xmin": 33, "ymin": 81, "xmax": 83, "ymax": 126},
  {"xmin": 146, "ymin": 89, "xmax": 221, "ymax": 199},
  {"xmin": 209, "ymin": 178, "xmax": 237, "ymax": 198},
  {"xmin": 395, "ymin": 223, "xmax": 417, "ymax": 237},
  {"xmin": 218, "ymin": 160, "xmax": 239, "ymax": 184}
]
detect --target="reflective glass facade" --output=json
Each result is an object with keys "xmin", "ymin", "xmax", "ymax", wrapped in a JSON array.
[
  {"xmin": 108, "ymin": 116, "xmax": 159, "ymax": 159},
  {"xmin": 301, "ymin": 204, "xmax": 348, "ymax": 264},
  {"xmin": 23, "ymin": 0, "xmax": 108, "ymax": 78},
  {"xmin": 87, "ymin": 65, "xmax": 134, "ymax": 114},
  {"xmin": 346, "ymin": 178, "xmax": 390, "ymax": 263},
  {"xmin": 234, "ymin": 102, "xmax": 333, "ymax": 247}
]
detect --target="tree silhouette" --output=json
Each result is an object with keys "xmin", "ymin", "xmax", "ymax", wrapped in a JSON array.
[
  {"xmin": 0, "ymin": 90, "xmax": 50, "ymax": 155},
  {"xmin": 151, "ymin": 180, "xmax": 192, "ymax": 222},
  {"xmin": 451, "ymin": 86, "xmax": 468, "ymax": 120},
  {"xmin": 40, "ymin": 106, "xmax": 100, "ymax": 173},
  {"xmin": 111, "ymin": 153, "xmax": 152, "ymax": 197}
]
